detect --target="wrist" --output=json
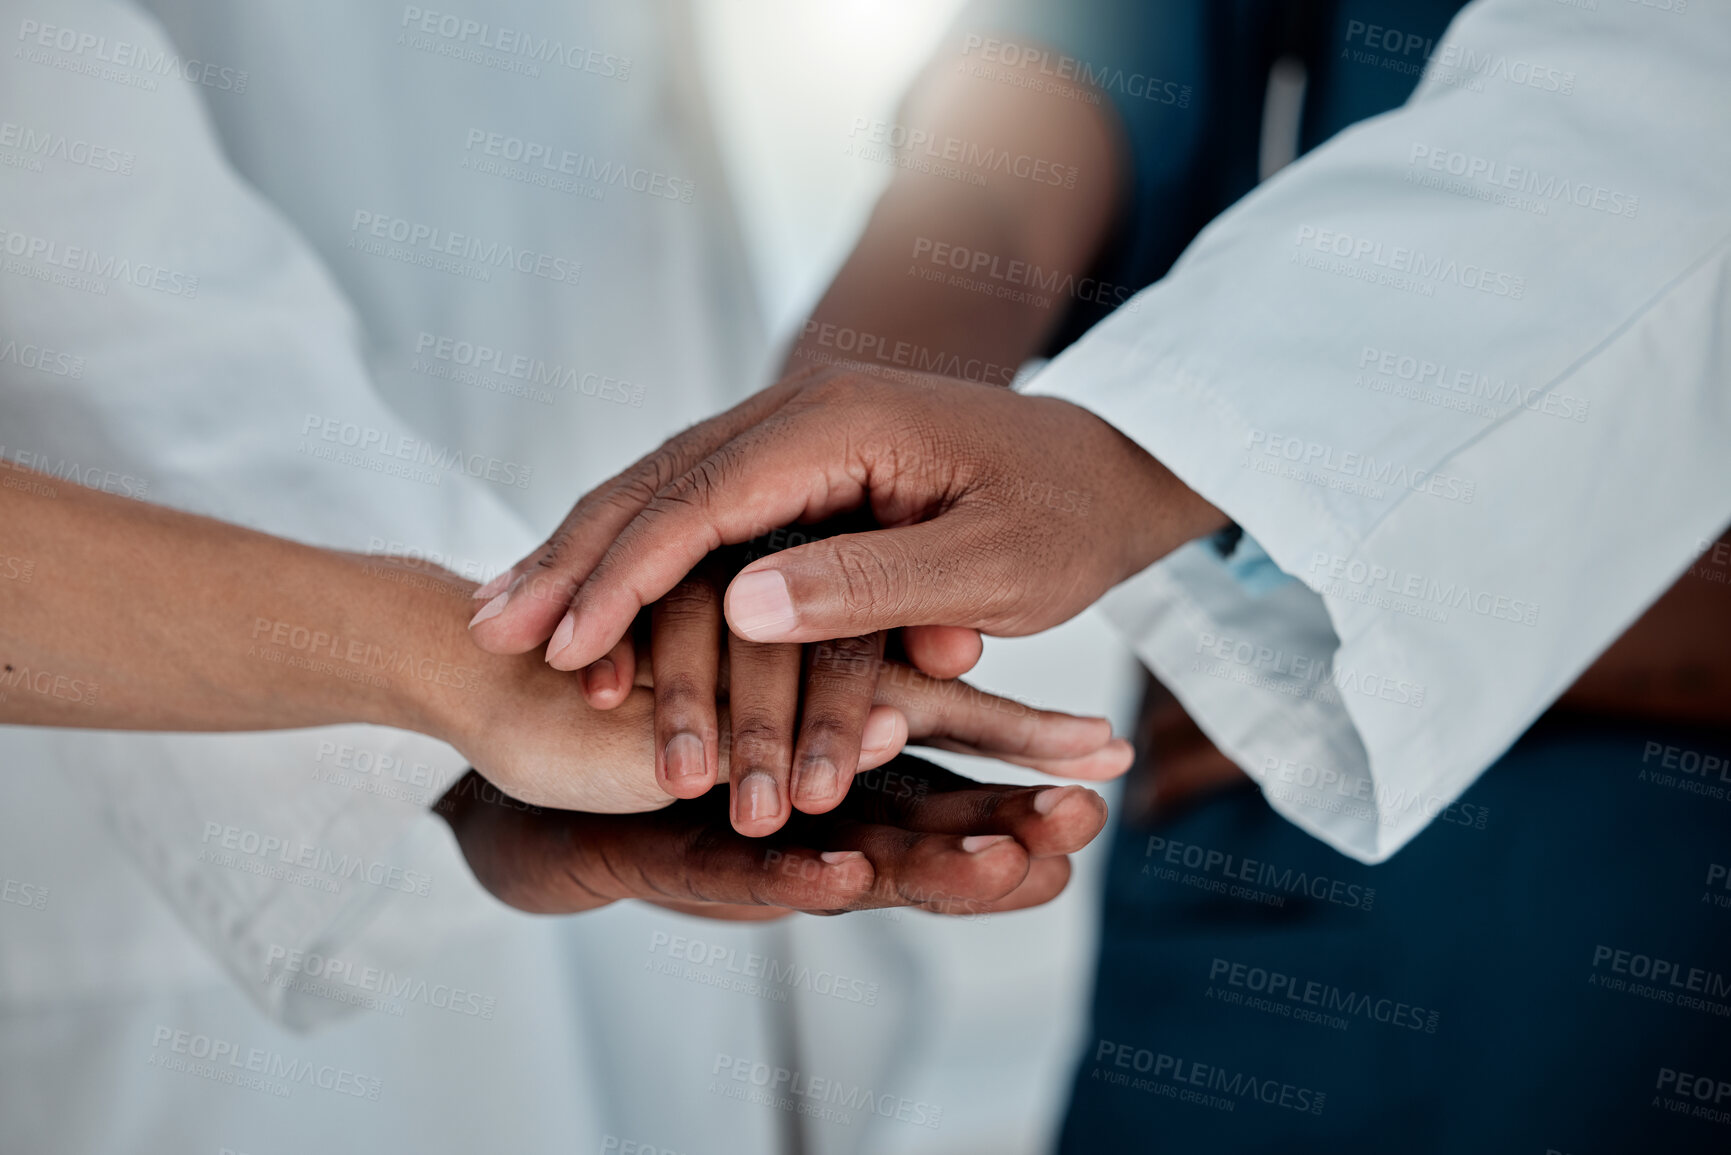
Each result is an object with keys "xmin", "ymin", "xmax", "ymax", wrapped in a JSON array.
[
  {"xmin": 1095, "ymin": 412, "xmax": 1229, "ymax": 584},
  {"xmin": 356, "ymin": 557, "xmax": 512, "ymax": 751}
]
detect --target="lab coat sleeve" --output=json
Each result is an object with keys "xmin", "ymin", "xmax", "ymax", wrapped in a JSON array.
[
  {"xmin": 1027, "ymin": 0, "xmax": 1731, "ymax": 862},
  {"xmin": 1, "ymin": 0, "xmax": 534, "ymax": 1023}
]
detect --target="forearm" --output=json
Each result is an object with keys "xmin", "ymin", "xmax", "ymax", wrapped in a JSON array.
[
  {"xmin": 0, "ymin": 460, "xmax": 480, "ymax": 740},
  {"xmin": 786, "ymin": 46, "xmax": 1124, "ymax": 379}
]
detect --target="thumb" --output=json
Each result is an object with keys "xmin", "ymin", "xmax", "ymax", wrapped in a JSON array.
[{"xmin": 724, "ymin": 519, "xmax": 1001, "ymax": 643}]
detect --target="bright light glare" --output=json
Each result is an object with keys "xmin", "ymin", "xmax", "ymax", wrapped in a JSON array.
[{"xmin": 693, "ymin": 0, "xmax": 967, "ymax": 341}]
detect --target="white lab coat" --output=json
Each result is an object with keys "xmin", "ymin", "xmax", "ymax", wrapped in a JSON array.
[
  {"xmin": 0, "ymin": 2, "xmax": 1110, "ymax": 1153},
  {"xmin": 1032, "ymin": 0, "xmax": 1731, "ymax": 863}
]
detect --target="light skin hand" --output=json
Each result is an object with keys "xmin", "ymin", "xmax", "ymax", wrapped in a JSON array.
[{"xmin": 0, "ymin": 458, "xmax": 1119, "ymax": 815}]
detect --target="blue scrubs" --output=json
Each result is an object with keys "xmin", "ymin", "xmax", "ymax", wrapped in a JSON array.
[{"xmin": 954, "ymin": 3, "xmax": 1731, "ymax": 1150}]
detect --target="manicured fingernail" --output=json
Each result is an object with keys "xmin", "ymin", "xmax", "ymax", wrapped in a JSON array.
[
  {"xmin": 728, "ymin": 570, "xmax": 797, "ymax": 641},
  {"xmin": 961, "ymin": 834, "xmax": 1011, "ymax": 853},
  {"xmin": 861, "ymin": 710, "xmax": 899, "ymax": 752},
  {"xmin": 546, "ymin": 613, "xmax": 576, "ymax": 662},
  {"xmin": 738, "ymin": 772, "xmax": 781, "ymax": 822},
  {"xmin": 582, "ymin": 658, "xmax": 617, "ymax": 697},
  {"xmin": 664, "ymin": 733, "xmax": 706, "ymax": 783},
  {"xmin": 1032, "ymin": 787, "xmax": 1071, "ymax": 816},
  {"xmin": 468, "ymin": 590, "xmax": 509, "ymax": 628},
  {"xmin": 821, "ymin": 850, "xmax": 866, "ymax": 866},
  {"xmin": 794, "ymin": 757, "xmax": 839, "ymax": 805},
  {"xmin": 473, "ymin": 571, "xmax": 512, "ymax": 601}
]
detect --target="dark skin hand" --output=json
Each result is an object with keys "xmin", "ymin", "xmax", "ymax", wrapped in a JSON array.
[{"xmin": 435, "ymin": 755, "xmax": 1109, "ymax": 921}]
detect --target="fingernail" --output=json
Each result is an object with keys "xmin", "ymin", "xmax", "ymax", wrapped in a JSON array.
[
  {"xmin": 468, "ymin": 590, "xmax": 510, "ymax": 628},
  {"xmin": 961, "ymin": 834, "xmax": 1011, "ymax": 854},
  {"xmin": 473, "ymin": 571, "xmax": 512, "ymax": 601},
  {"xmin": 728, "ymin": 570, "xmax": 797, "ymax": 641},
  {"xmin": 583, "ymin": 658, "xmax": 617, "ymax": 697},
  {"xmin": 861, "ymin": 710, "xmax": 899, "ymax": 752},
  {"xmin": 664, "ymin": 733, "xmax": 706, "ymax": 783},
  {"xmin": 821, "ymin": 850, "xmax": 866, "ymax": 866},
  {"xmin": 793, "ymin": 757, "xmax": 839, "ymax": 805},
  {"xmin": 1032, "ymin": 787, "xmax": 1071, "ymax": 816},
  {"xmin": 738, "ymin": 772, "xmax": 781, "ymax": 823},
  {"xmin": 546, "ymin": 613, "xmax": 576, "ymax": 662}
]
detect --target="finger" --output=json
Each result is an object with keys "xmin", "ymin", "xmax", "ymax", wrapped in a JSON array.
[
  {"xmin": 726, "ymin": 634, "xmax": 802, "ymax": 837},
  {"xmin": 790, "ymin": 633, "xmax": 886, "ymax": 815},
  {"xmin": 469, "ymin": 376, "xmax": 813, "ymax": 655},
  {"xmin": 923, "ymin": 736, "xmax": 1135, "ymax": 781},
  {"xmin": 837, "ymin": 755, "xmax": 1108, "ymax": 858},
  {"xmin": 548, "ymin": 404, "xmax": 889, "ymax": 669},
  {"xmin": 579, "ymin": 634, "xmax": 636, "ymax": 710},
  {"xmin": 651, "ymin": 576, "xmax": 724, "ymax": 799},
  {"xmin": 901, "ymin": 625, "xmax": 984, "ymax": 679},
  {"xmin": 918, "ymin": 855, "xmax": 1074, "ymax": 916},
  {"xmin": 801, "ymin": 816, "xmax": 1032, "ymax": 910},
  {"xmin": 723, "ymin": 520, "xmax": 1010, "ymax": 645},
  {"xmin": 869, "ymin": 662, "xmax": 1125, "ymax": 776},
  {"xmin": 854, "ymin": 705, "xmax": 909, "ymax": 772}
]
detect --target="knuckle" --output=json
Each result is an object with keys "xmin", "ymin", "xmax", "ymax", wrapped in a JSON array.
[
  {"xmin": 794, "ymin": 711, "xmax": 854, "ymax": 751},
  {"xmin": 831, "ymin": 543, "xmax": 904, "ymax": 619},
  {"xmin": 730, "ymin": 715, "xmax": 791, "ymax": 764},
  {"xmin": 812, "ymin": 634, "xmax": 881, "ymax": 678},
  {"xmin": 656, "ymin": 671, "xmax": 709, "ymax": 708}
]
